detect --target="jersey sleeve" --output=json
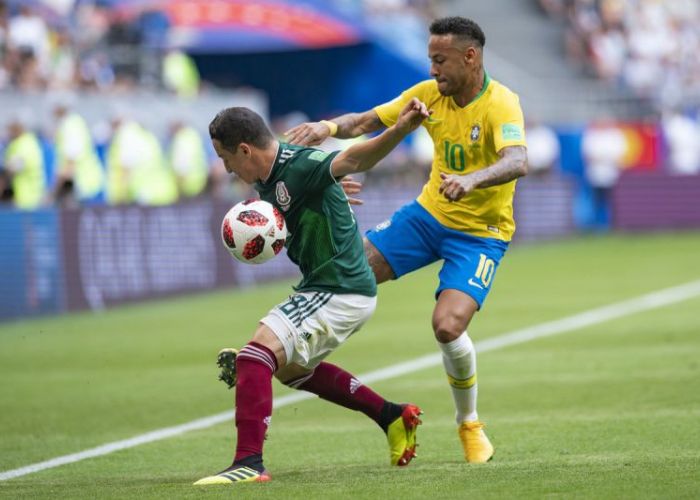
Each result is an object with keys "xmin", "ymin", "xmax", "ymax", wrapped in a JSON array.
[
  {"xmin": 291, "ymin": 149, "xmax": 341, "ymax": 193},
  {"xmin": 374, "ymin": 80, "xmax": 432, "ymax": 127},
  {"xmin": 489, "ymin": 91, "xmax": 527, "ymax": 153}
]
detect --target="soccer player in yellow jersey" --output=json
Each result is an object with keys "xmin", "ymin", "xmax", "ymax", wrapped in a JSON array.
[{"xmin": 286, "ymin": 17, "xmax": 528, "ymax": 463}]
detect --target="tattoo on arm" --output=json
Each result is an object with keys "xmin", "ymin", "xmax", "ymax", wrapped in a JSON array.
[
  {"xmin": 470, "ymin": 146, "xmax": 529, "ymax": 189},
  {"xmin": 335, "ymin": 111, "xmax": 385, "ymax": 138}
]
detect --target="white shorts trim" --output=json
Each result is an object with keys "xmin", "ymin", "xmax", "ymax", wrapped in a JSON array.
[{"xmin": 260, "ymin": 291, "xmax": 377, "ymax": 370}]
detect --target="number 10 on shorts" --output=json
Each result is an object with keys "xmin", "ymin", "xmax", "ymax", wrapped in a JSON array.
[{"xmin": 473, "ymin": 253, "xmax": 495, "ymax": 287}]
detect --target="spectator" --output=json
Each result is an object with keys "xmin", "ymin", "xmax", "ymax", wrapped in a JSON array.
[
  {"xmin": 2, "ymin": 111, "xmax": 46, "ymax": 210},
  {"xmin": 51, "ymin": 95, "xmax": 104, "ymax": 206},
  {"xmin": 582, "ymin": 121, "xmax": 627, "ymax": 227},
  {"xmin": 47, "ymin": 28, "xmax": 77, "ymax": 90},
  {"xmin": 105, "ymin": 115, "xmax": 141, "ymax": 205},
  {"xmin": 6, "ymin": 5, "xmax": 49, "ymax": 90},
  {"xmin": 162, "ymin": 49, "xmax": 200, "ymax": 98},
  {"xmin": 0, "ymin": 0, "xmax": 9, "ymax": 89},
  {"xmin": 662, "ymin": 110, "xmax": 700, "ymax": 175},
  {"xmin": 106, "ymin": 116, "xmax": 178, "ymax": 206},
  {"xmin": 526, "ymin": 121, "xmax": 560, "ymax": 175},
  {"xmin": 167, "ymin": 119, "xmax": 208, "ymax": 198},
  {"xmin": 131, "ymin": 127, "xmax": 178, "ymax": 206},
  {"xmin": 556, "ymin": 0, "xmax": 700, "ymax": 108}
]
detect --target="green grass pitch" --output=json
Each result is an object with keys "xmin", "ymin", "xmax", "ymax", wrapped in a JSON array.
[{"xmin": 1, "ymin": 232, "xmax": 699, "ymax": 499}]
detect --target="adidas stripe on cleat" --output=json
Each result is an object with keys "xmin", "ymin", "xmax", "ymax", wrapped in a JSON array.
[
  {"xmin": 386, "ymin": 404, "xmax": 423, "ymax": 466},
  {"xmin": 193, "ymin": 465, "xmax": 271, "ymax": 485},
  {"xmin": 217, "ymin": 348, "xmax": 238, "ymax": 389}
]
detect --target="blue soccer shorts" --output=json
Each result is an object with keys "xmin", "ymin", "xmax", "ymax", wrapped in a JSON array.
[{"xmin": 365, "ymin": 201, "xmax": 509, "ymax": 308}]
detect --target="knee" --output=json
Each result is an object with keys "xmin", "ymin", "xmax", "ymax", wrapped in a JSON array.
[{"xmin": 432, "ymin": 313, "xmax": 466, "ymax": 343}]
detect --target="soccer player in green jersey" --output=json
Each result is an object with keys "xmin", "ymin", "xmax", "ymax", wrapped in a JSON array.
[
  {"xmin": 194, "ymin": 98, "xmax": 430, "ymax": 485},
  {"xmin": 286, "ymin": 17, "xmax": 529, "ymax": 463}
]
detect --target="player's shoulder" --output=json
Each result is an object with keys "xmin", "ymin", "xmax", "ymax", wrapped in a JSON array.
[
  {"xmin": 403, "ymin": 79, "xmax": 440, "ymax": 99},
  {"xmin": 486, "ymin": 78, "xmax": 521, "ymax": 106},
  {"xmin": 278, "ymin": 144, "xmax": 337, "ymax": 178},
  {"xmin": 281, "ymin": 144, "xmax": 334, "ymax": 163}
]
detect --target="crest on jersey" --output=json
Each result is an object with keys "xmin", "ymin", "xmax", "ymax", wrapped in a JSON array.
[
  {"xmin": 470, "ymin": 125, "xmax": 481, "ymax": 142},
  {"xmin": 276, "ymin": 181, "xmax": 291, "ymax": 211}
]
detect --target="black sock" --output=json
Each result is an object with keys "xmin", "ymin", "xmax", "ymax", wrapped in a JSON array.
[
  {"xmin": 232, "ymin": 453, "xmax": 265, "ymax": 473},
  {"xmin": 378, "ymin": 402, "xmax": 404, "ymax": 433}
]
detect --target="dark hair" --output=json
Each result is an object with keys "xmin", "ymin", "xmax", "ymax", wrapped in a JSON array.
[
  {"xmin": 209, "ymin": 107, "xmax": 274, "ymax": 152},
  {"xmin": 429, "ymin": 17, "xmax": 485, "ymax": 48}
]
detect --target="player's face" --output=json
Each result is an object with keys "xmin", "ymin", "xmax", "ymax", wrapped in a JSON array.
[
  {"xmin": 212, "ymin": 139, "xmax": 256, "ymax": 183},
  {"xmin": 428, "ymin": 35, "xmax": 471, "ymax": 96}
]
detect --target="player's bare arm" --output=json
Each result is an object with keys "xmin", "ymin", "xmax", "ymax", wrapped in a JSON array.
[
  {"xmin": 439, "ymin": 145, "xmax": 528, "ymax": 202},
  {"xmin": 331, "ymin": 98, "xmax": 430, "ymax": 177},
  {"xmin": 285, "ymin": 110, "xmax": 385, "ymax": 146}
]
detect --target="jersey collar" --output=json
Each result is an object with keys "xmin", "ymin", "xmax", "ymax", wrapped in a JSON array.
[
  {"xmin": 257, "ymin": 142, "xmax": 283, "ymax": 188},
  {"xmin": 453, "ymin": 71, "xmax": 491, "ymax": 109}
]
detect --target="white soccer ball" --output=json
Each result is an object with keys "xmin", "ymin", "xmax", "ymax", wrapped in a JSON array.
[{"xmin": 221, "ymin": 199, "xmax": 287, "ymax": 264}]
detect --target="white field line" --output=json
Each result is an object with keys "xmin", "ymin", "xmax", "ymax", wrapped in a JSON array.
[{"xmin": 2, "ymin": 279, "xmax": 699, "ymax": 482}]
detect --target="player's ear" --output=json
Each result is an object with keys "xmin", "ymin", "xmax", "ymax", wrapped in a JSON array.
[
  {"xmin": 239, "ymin": 143, "xmax": 252, "ymax": 157},
  {"xmin": 464, "ymin": 46, "xmax": 475, "ymax": 64}
]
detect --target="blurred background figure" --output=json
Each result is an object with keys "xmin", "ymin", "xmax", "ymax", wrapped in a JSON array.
[
  {"xmin": 662, "ymin": 109, "xmax": 700, "ymax": 176},
  {"xmin": 0, "ymin": 0, "xmax": 9, "ymax": 90},
  {"xmin": 162, "ymin": 49, "xmax": 200, "ymax": 98},
  {"xmin": 2, "ymin": 110, "xmax": 45, "ymax": 210},
  {"xmin": 6, "ymin": 5, "xmax": 49, "ymax": 91},
  {"xmin": 105, "ymin": 114, "xmax": 140, "ymax": 205},
  {"xmin": 106, "ymin": 115, "xmax": 178, "ymax": 206},
  {"xmin": 132, "ymin": 127, "xmax": 178, "ymax": 206},
  {"xmin": 582, "ymin": 121, "xmax": 626, "ymax": 229},
  {"xmin": 525, "ymin": 121, "xmax": 560, "ymax": 176},
  {"xmin": 167, "ymin": 118, "xmax": 208, "ymax": 199},
  {"xmin": 51, "ymin": 94, "xmax": 104, "ymax": 207}
]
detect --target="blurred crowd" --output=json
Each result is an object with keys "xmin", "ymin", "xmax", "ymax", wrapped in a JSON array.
[
  {"xmin": 0, "ymin": 95, "xmax": 256, "ymax": 210},
  {"xmin": 334, "ymin": 0, "xmax": 437, "ymax": 20},
  {"xmin": 3, "ymin": 100, "xmax": 700, "ymax": 212},
  {"xmin": 0, "ymin": 1, "xmax": 199, "ymax": 96},
  {"xmin": 539, "ymin": 0, "xmax": 700, "ymax": 109},
  {"xmin": 0, "ymin": 102, "xmax": 431, "ymax": 211}
]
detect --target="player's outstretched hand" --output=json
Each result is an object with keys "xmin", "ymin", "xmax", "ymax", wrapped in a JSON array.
[
  {"xmin": 285, "ymin": 121, "xmax": 331, "ymax": 146},
  {"xmin": 439, "ymin": 172, "xmax": 476, "ymax": 202},
  {"xmin": 396, "ymin": 98, "xmax": 431, "ymax": 134},
  {"xmin": 340, "ymin": 175, "xmax": 364, "ymax": 205}
]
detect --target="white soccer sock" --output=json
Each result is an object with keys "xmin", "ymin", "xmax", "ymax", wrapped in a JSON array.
[{"xmin": 438, "ymin": 332, "xmax": 478, "ymax": 424}]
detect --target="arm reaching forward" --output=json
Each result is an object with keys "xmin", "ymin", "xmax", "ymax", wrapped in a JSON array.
[
  {"xmin": 330, "ymin": 98, "xmax": 430, "ymax": 178},
  {"xmin": 285, "ymin": 110, "xmax": 385, "ymax": 146}
]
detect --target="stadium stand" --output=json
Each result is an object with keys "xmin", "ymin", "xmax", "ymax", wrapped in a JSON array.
[{"xmin": 538, "ymin": 0, "xmax": 700, "ymax": 110}]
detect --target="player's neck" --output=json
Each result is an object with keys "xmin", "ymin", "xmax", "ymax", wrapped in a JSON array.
[
  {"xmin": 258, "ymin": 139, "xmax": 280, "ymax": 183},
  {"xmin": 453, "ymin": 68, "xmax": 485, "ymax": 108}
]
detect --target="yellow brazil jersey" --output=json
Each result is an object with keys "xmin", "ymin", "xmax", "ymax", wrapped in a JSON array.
[{"xmin": 374, "ymin": 74, "xmax": 526, "ymax": 241}]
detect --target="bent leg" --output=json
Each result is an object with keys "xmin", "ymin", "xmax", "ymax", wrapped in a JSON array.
[
  {"xmin": 279, "ymin": 361, "xmax": 422, "ymax": 467},
  {"xmin": 364, "ymin": 238, "xmax": 395, "ymax": 284},
  {"xmin": 278, "ymin": 361, "xmax": 398, "ymax": 431},
  {"xmin": 433, "ymin": 289, "xmax": 479, "ymax": 423},
  {"xmin": 363, "ymin": 201, "xmax": 440, "ymax": 284}
]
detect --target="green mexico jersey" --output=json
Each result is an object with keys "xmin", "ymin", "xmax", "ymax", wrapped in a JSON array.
[{"xmin": 255, "ymin": 143, "xmax": 377, "ymax": 297}]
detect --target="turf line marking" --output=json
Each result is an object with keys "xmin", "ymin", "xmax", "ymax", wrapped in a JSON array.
[{"xmin": 2, "ymin": 279, "xmax": 699, "ymax": 481}]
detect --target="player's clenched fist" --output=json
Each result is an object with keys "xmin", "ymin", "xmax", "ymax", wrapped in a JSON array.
[
  {"xmin": 439, "ymin": 172, "xmax": 477, "ymax": 202},
  {"xmin": 396, "ymin": 98, "xmax": 431, "ymax": 133}
]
